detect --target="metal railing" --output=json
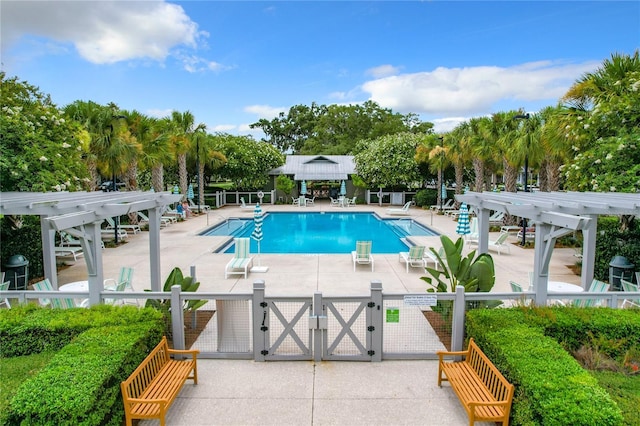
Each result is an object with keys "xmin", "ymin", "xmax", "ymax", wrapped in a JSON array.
[{"xmin": 2, "ymin": 282, "xmax": 637, "ymax": 361}]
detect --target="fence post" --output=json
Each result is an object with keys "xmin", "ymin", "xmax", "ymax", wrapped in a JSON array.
[
  {"xmin": 369, "ymin": 280, "xmax": 383, "ymax": 361},
  {"xmin": 451, "ymin": 285, "xmax": 466, "ymax": 352},
  {"xmin": 312, "ymin": 291, "xmax": 323, "ymax": 362},
  {"xmin": 253, "ymin": 280, "xmax": 267, "ymax": 361},
  {"xmin": 171, "ymin": 285, "xmax": 185, "ymax": 350}
]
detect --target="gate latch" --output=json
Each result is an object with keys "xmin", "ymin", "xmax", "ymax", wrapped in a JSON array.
[{"xmin": 309, "ymin": 315, "xmax": 328, "ymax": 330}]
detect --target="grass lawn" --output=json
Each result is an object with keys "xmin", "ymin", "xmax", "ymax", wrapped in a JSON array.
[
  {"xmin": 592, "ymin": 370, "xmax": 640, "ymax": 426},
  {"xmin": 0, "ymin": 352, "xmax": 53, "ymax": 424}
]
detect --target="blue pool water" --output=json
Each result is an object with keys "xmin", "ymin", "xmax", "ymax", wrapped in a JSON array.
[{"xmin": 202, "ymin": 212, "xmax": 438, "ymax": 254}]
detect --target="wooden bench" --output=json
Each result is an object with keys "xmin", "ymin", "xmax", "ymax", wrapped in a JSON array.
[
  {"xmin": 437, "ymin": 338, "xmax": 514, "ymax": 426},
  {"xmin": 121, "ymin": 337, "xmax": 199, "ymax": 426}
]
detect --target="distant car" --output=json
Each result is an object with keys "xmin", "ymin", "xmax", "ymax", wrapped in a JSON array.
[{"xmin": 99, "ymin": 181, "xmax": 125, "ymax": 191}]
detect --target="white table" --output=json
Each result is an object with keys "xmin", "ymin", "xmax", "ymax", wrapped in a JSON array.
[
  {"xmin": 548, "ymin": 281, "xmax": 583, "ymax": 293},
  {"xmin": 59, "ymin": 281, "xmax": 88, "ymax": 292},
  {"xmin": 59, "ymin": 281, "xmax": 89, "ymax": 306}
]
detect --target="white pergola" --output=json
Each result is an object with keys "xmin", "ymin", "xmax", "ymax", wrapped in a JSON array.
[
  {"xmin": 456, "ymin": 191, "xmax": 640, "ymax": 305},
  {"xmin": 0, "ymin": 191, "xmax": 182, "ymax": 305}
]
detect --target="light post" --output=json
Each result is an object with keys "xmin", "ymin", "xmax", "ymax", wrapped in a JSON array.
[
  {"xmin": 438, "ymin": 136, "xmax": 444, "ymax": 211},
  {"xmin": 513, "ymin": 113, "xmax": 530, "ymax": 246},
  {"xmin": 195, "ymin": 138, "xmax": 201, "ymax": 215}
]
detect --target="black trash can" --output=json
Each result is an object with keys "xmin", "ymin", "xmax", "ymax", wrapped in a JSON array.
[
  {"xmin": 609, "ymin": 255, "xmax": 634, "ymax": 291},
  {"xmin": 4, "ymin": 254, "xmax": 29, "ymax": 290}
]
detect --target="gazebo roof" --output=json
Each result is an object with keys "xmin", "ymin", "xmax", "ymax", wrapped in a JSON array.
[
  {"xmin": 269, "ymin": 155, "xmax": 356, "ymax": 181},
  {"xmin": 457, "ymin": 190, "xmax": 640, "ymax": 305},
  {"xmin": 0, "ymin": 190, "xmax": 182, "ymax": 298}
]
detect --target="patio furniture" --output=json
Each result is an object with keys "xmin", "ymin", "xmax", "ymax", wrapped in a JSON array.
[
  {"xmin": 430, "ymin": 199, "xmax": 454, "ymax": 211},
  {"xmin": 188, "ymin": 198, "xmax": 210, "ymax": 211},
  {"xmin": 424, "ymin": 246, "xmax": 444, "ymax": 270},
  {"xmin": 241, "ymin": 198, "xmax": 253, "ymax": 209},
  {"xmin": 32, "ymin": 278, "xmax": 53, "ymax": 307},
  {"xmin": 437, "ymin": 338, "xmax": 514, "ymax": 426},
  {"xmin": 225, "ymin": 238, "xmax": 254, "ymax": 279},
  {"xmin": 121, "ymin": 336, "xmax": 199, "ymax": 426},
  {"xmin": 345, "ymin": 196, "xmax": 357, "ymax": 207},
  {"xmin": 138, "ymin": 211, "xmax": 171, "ymax": 228},
  {"xmin": 105, "ymin": 217, "xmax": 141, "ymax": 234},
  {"xmin": 387, "ymin": 201, "xmax": 411, "ymax": 216},
  {"xmin": 329, "ymin": 197, "xmax": 340, "ymax": 207},
  {"xmin": 352, "ymin": 240, "xmax": 374, "ymax": 271},
  {"xmin": 58, "ymin": 281, "xmax": 90, "ymax": 307},
  {"xmin": 621, "ymin": 279, "xmax": 640, "ymax": 308},
  {"xmin": 54, "ymin": 246, "xmax": 84, "ymax": 261},
  {"xmin": 488, "ymin": 211, "xmax": 505, "ymax": 226},
  {"xmin": 398, "ymin": 245, "xmax": 427, "ymax": 273},
  {"xmin": 468, "ymin": 231, "xmax": 510, "ymax": 255},
  {"xmin": 0, "ymin": 281, "xmax": 11, "ymax": 308},
  {"xmin": 574, "ymin": 279, "xmax": 609, "ymax": 307}
]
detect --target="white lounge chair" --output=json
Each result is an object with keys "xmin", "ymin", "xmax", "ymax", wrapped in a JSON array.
[
  {"xmin": 54, "ymin": 246, "xmax": 84, "ymax": 261},
  {"xmin": 241, "ymin": 198, "xmax": 253, "ymax": 209},
  {"xmin": 424, "ymin": 246, "xmax": 445, "ymax": 270},
  {"xmin": 60, "ymin": 231, "xmax": 104, "ymax": 249},
  {"xmin": 105, "ymin": 217, "xmax": 141, "ymax": 234},
  {"xmin": 488, "ymin": 211, "xmax": 505, "ymax": 226},
  {"xmin": 469, "ymin": 231, "xmax": 510, "ymax": 255},
  {"xmin": 387, "ymin": 201, "xmax": 411, "ymax": 216},
  {"xmin": 225, "ymin": 238, "xmax": 254, "ymax": 279},
  {"xmin": 352, "ymin": 240, "xmax": 374, "ymax": 271},
  {"xmin": 430, "ymin": 199, "xmax": 454, "ymax": 211},
  {"xmin": 516, "ymin": 226, "xmax": 536, "ymax": 242},
  {"xmin": 345, "ymin": 196, "xmax": 357, "ymax": 207},
  {"xmin": 104, "ymin": 266, "xmax": 137, "ymax": 306},
  {"xmin": 188, "ymin": 198, "xmax": 210, "ymax": 211},
  {"xmin": 399, "ymin": 245, "xmax": 426, "ymax": 273},
  {"xmin": 138, "ymin": 211, "xmax": 171, "ymax": 228},
  {"xmin": 330, "ymin": 197, "xmax": 340, "ymax": 207}
]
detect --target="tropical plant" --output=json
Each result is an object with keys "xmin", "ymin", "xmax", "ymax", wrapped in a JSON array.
[
  {"xmin": 421, "ymin": 235, "xmax": 496, "ymax": 319},
  {"xmin": 145, "ymin": 267, "xmax": 207, "ymax": 315}
]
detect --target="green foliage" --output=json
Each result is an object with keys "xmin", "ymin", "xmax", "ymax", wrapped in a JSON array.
[
  {"xmin": 465, "ymin": 307, "xmax": 638, "ymax": 425},
  {"xmin": 0, "ymin": 72, "xmax": 90, "ymax": 192},
  {"xmin": 414, "ymin": 189, "xmax": 436, "ymax": 207},
  {"xmin": 145, "ymin": 267, "xmax": 207, "ymax": 319},
  {"xmin": 212, "ymin": 134, "xmax": 284, "ymax": 190},
  {"xmin": 1, "ymin": 305, "xmax": 164, "ymax": 425},
  {"xmin": 592, "ymin": 216, "xmax": 640, "ymax": 281},
  {"xmin": 593, "ymin": 371, "xmax": 640, "ymax": 426},
  {"xmin": 0, "ymin": 215, "xmax": 46, "ymax": 281},
  {"xmin": 354, "ymin": 132, "xmax": 424, "ymax": 189},
  {"xmin": 250, "ymin": 100, "xmax": 432, "ymax": 155},
  {"xmin": 422, "ymin": 235, "xmax": 496, "ymax": 293},
  {"xmin": 275, "ymin": 174, "xmax": 295, "ymax": 201}
]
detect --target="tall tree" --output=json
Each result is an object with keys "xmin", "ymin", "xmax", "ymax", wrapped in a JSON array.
[
  {"xmin": 415, "ymin": 134, "xmax": 449, "ymax": 208},
  {"xmin": 354, "ymin": 133, "xmax": 423, "ymax": 190},
  {"xmin": 168, "ymin": 110, "xmax": 205, "ymax": 194}
]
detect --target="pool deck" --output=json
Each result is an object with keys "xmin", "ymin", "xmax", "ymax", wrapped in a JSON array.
[{"xmin": 57, "ymin": 200, "xmax": 581, "ymax": 426}]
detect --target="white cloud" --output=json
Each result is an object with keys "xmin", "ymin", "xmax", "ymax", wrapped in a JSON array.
[
  {"xmin": 362, "ymin": 60, "xmax": 600, "ymax": 115},
  {"xmin": 329, "ymin": 91, "xmax": 347, "ymax": 100},
  {"xmin": 431, "ymin": 117, "xmax": 472, "ymax": 134},
  {"xmin": 244, "ymin": 105, "xmax": 286, "ymax": 120},
  {"xmin": 365, "ymin": 64, "xmax": 402, "ymax": 78},
  {"xmin": 2, "ymin": 0, "xmax": 210, "ymax": 65},
  {"xmin": 212, "ymin": 124, "xmax": 237, "ymax": 132},
  {"xmin": 146, "ymin": 108, "xmax": 174, "ymax": 118}
]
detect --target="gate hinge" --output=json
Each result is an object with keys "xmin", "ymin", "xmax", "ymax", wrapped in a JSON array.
[
  {"xmin": 260, "ymin": 302, "xmax": 268, "ymax": 307},
  {"xmin": 367, "ymin": 302, "xmax": 376, "ymax": 308},
  {"xmin": 368, "ymin": 350, "xmax": 375, "ymax": 356},
  {"xmin": 367, "ymin": 326, "xmax": 375, "ymax": 332},
  {"xmin": 261, "ymin": 326, "xmax": 268, "ymax": 331},
  {"xmin": 261, "ymin": 350, "xmax": 269, "ymax": 355}
]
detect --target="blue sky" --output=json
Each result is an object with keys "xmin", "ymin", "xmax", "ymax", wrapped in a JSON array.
[{"xmin": 2, "ymin": 1, "xmax": 639, "ymax": 137}]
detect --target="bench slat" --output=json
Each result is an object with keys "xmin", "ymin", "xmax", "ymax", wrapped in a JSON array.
[
  {"xmin": 121, "ymin": 337, "xmax": 199, "ymax": 426},
  {"xmin": 437, "ymin": 338, "xmax": 514, "ymax": 425}
]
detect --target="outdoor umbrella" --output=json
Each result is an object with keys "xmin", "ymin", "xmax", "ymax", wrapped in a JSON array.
[
  {"xmin": 187, "ymin": 183, "xmax": 194, "ymax": 200},
  {"xmin": 340, "ymin": 180, "xmax": 347, "ymax": 196},
  {"xmin": 441, "ymin": 183, "xmax": 447, "ymax": 202},
  {"xmin": 250, "ymin": 203, "xmax": 268, "ymax": 272},
  {"xmin": 455, "ymin": 203, "xmax": 471, "ymax": 236},
  {"xmin": 301, "ymin": 180, "xmax": 307, "ymax": 195}
]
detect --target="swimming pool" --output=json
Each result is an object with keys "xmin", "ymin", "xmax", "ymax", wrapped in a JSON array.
[{"xmin": 203, "ymin": 212, "xmax": 438, "ymax": 254}]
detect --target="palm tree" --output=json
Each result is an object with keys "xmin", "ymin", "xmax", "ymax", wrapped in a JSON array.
[
  {"xmin": 168, "ymin": 111, "xmax": 206, "ymax": 195},
  {"xmin": 189, "ymin": 130, "xmax": 227, "ymax": 210},
  {"xmin": 415, "ymin": 134, "xmax": 448, "ymax": 208},
  {"xmin": 467, "ymin": 117, "xmax": 496, "ymax": 192}
]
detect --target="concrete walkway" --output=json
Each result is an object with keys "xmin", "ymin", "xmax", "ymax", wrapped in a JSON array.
[{"xmin": 56, "ymin": 200, "xmax": 581, "ymax": 426}]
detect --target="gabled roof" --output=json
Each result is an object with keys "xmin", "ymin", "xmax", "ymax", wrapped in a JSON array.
[{"xmin": 269, "ymin": 155, "xmax": 356, "ymax": 180}]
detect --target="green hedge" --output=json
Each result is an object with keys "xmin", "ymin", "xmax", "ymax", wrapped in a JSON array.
[
  {"xmin": 1, "ymin": 305, "xmax": 164, "ymax": 425},
  {"xmin": 465, "ymin": 307, "xmax": 633, "ymax": 426}
]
